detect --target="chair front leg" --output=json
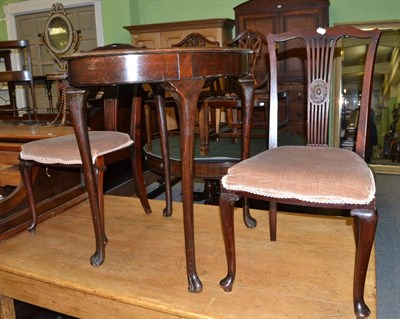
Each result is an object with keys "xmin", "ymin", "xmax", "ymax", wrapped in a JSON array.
[
  {"xmin": 350, "ymin": 208, "xmax": 378, "ymax": 319},
  {"xmin": 219, "ymin": 192, "xmax": 240, "ymax": 292}
]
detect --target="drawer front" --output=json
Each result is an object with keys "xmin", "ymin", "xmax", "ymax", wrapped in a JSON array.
[
  {"xmin": 281, "ymin": 121, "xmax": 306, "ymax": 139},
  {"xmin": 288, "ymin": 103, "xmax": 306, "ymax": 122}
]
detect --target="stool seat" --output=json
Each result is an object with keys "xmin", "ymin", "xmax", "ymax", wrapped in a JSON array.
[{"xmin": 20, "ymin": 131, "xmax": 133, "ymax": 165}]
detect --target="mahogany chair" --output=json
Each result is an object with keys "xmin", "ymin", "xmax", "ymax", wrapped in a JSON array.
[
  {"xmin": 199, "ymin": 29, "xmax": 281, "ymax": 156},
  {"xmin": 219, "ymin": 26, "xmax": 381, "ymax": 318},
  {"xmin": 0, "ymin": 40, "xmax": 37, "ymax": 122},
  {"xmin": 19, "ymin": 85, "xmax": 151, "ymax": 267}
]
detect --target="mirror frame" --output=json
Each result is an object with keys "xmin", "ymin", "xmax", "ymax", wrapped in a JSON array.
[
  {"xmin": 38, "ymin": 3, "xmax": 80, "ymax": 71},
  {"xmin": 334, "ymin": 20, "xmax": 400, "ymax": 175},
  {"xmin": 44, "ymin": 12, "xmax": 74, "ymax": 55}
]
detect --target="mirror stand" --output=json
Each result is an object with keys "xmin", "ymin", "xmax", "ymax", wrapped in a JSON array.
[{"xmin": 38, "ymin": 3, "xmax": 81, "ymax": 126}]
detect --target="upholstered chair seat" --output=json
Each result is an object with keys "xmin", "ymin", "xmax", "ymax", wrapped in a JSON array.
[{"xmin": 222, "ymin": 146, "xmax": 375, "ymax": 205}]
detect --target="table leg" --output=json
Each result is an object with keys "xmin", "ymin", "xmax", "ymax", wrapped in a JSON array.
[
  {"xmin": 66, "ymin": 88, "xmax": 106, "ymax": 267},
  {"xmin": 239, "ymin": 75, "xmax": 257, "ymax": 228},
  {"xmin": 163, "ymin": 79, "xmax": 204, "ymax": 293}
]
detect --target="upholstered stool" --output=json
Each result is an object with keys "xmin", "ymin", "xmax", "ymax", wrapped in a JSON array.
[{"xmin": 19, "ymin": 130, "xmax": 143, "ymax": 240}]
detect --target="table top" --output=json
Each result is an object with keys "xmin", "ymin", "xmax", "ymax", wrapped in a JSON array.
[{"xmin": 65, "ymin": 47, "xmax": 251, "ymax": 86}]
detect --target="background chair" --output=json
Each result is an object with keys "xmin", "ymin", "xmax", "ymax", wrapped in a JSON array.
[
  {"xmin": 19, "ymin": 85, "xmax": 151, "ymax": 267},
  {"xmin": 144, "ymin": 32, "xmax": 221, "ymax": 216},
  {"xmin": 0, "ymin": 40, "xmax": 37, "ymax": 122},
  {"xmin": 219, "ymin": 26, "xmax": 381, "ymax": 319},
  {"xmin": 199, "ymin": 29, "xmax": 289, "ymax": 156}
]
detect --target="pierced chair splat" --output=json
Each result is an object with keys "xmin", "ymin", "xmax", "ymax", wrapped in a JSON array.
[{"xmin": 219, "ymin": 26, "xmax": 381, "ymax": 319}]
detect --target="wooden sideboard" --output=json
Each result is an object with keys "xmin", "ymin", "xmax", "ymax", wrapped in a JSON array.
[{"xmin": 124, "ymin": 18, "xmax": 235, "ymax": 48}]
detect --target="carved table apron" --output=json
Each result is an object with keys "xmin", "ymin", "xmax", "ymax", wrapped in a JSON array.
[{"xmin": 64, "ymin": 47, "xmax": 252, "ymax": 293}]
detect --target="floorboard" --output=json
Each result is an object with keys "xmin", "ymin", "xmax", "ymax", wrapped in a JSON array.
[{"xmin": 0, "ymin": 196, "xmax": 376, "ymax": 318}]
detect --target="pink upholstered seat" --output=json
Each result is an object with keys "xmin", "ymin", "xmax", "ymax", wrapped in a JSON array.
[
  {"xmin": 222, "ymin": 146, "xmax": 375, "ymax": 205},
  {"xmin": 20, "ymin": 131, "xmax": 133, "ymax": 165}
]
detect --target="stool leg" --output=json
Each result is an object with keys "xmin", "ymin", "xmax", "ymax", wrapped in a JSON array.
[
  {"xmin": 19, "ymin": 161, "xmax": 37, "ymax": 233},
  {"xmin": 94, "ymin": 161, "xmax": 108, "ymax": 245}
]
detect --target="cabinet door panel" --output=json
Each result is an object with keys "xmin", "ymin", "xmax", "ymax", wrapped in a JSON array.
[
  {"xmin": 282, "ymin": 9, "xmax": 325, "ymax": 32},
  {"xmin": 234, "ymin": 0, "xmax": 329, "ymax": 140},
  {"xmin": 279, "ymin": 9, "xmax": 327, "ymax": 80}
]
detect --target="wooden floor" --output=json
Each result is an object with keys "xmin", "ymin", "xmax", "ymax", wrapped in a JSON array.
[{"xmin": 0, "ymin": 196, "xmax": 376, "ymax": 319}]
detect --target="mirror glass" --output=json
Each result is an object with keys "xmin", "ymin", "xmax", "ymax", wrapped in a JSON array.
[
  {"xmin": 47, "ymin": 16, "xmax": 70, "ymax": 51},
  {"xmin": 338, "ymin": 21, "xmax": 400, "ymax": 172}
]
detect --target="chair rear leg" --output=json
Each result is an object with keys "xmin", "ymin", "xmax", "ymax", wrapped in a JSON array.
[
  {"xmin": 243, "ymin": 197, "xmax": 257, "ymax": 228},
  {"xmin": 19, "ymin": 161, "xmax": 37, "ymax": 233},
  {"xmin": 269, "ymin": 201, "xmax": 277, "ymax": 241},
  {"xmin": 219, "ymin": 192, "xmax": 240, "ymax": 292},
  {"xmin": 350, "ymin": 209, "xmax": 378, "ymax": 319}
]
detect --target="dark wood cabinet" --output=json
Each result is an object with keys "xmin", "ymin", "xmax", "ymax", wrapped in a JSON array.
[{"xmin": 234, "ymin": 0, "xmax": 330, "ymax": 140}]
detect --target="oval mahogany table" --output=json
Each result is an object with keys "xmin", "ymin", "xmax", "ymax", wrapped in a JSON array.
[{"xmin": 64, "ymin": 47, "xmax": 253, "ymax": 293}]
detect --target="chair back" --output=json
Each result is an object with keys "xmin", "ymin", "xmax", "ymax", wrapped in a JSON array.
[
  {"xmin": 171, "ymin": 33, "xmax": 220, "ymax": 48},
  {"xmin": 226, "ymin": 29, "xmax": 268, "ymax": 90},
  {"xmin": 266, "ymin": 26, "xmax": 381, "ymax": 159},
  {"xmin": 172, "ymin": 33, "xmax": 221, "ymax": 96}
]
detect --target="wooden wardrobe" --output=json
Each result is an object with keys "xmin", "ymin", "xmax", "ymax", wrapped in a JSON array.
[{"xmin": 234, "ymin": 0, "xmax": 330, "ymax": 140}]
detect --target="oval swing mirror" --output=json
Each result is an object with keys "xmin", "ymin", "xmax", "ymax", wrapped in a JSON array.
[{"xmin": 44, "ymin": 13, "xmax": 73, "ymax": 55}]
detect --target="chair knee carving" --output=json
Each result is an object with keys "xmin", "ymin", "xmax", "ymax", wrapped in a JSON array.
[
  {"xmin": 219, "ymin": 26, "xmax": 381, "ymax": 319},
  {"xmin": 19, "ymin": 86, "xmax": 151, "ymax": 267}
]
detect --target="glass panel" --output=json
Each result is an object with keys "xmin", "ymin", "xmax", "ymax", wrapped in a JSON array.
[{"xmin": 47, "ymin": 16, "xmax": 70, "ymax": 51}]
